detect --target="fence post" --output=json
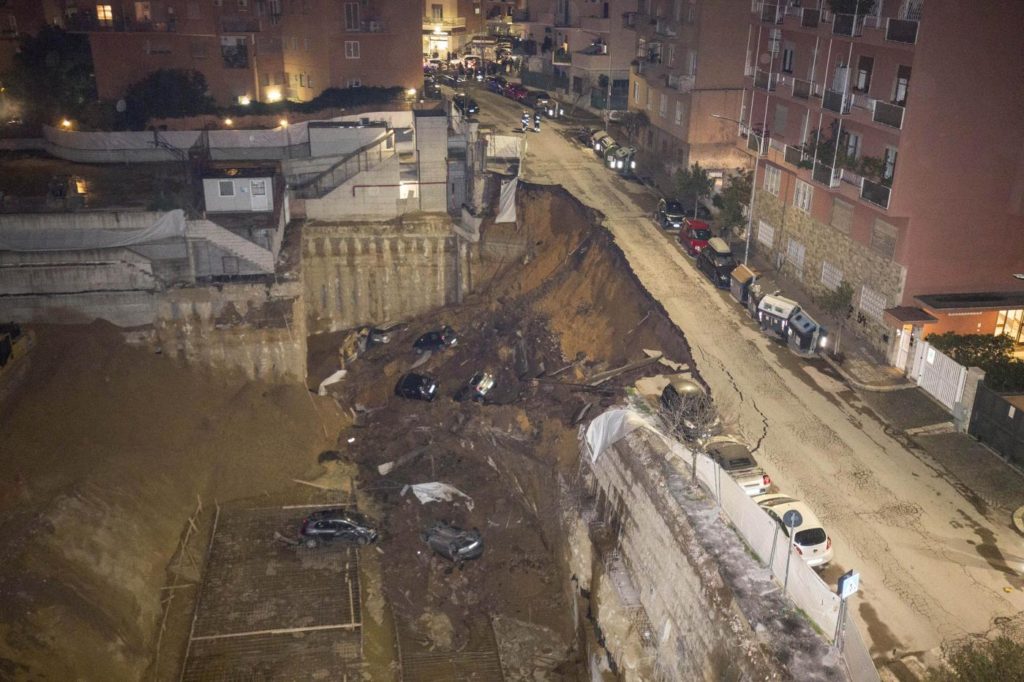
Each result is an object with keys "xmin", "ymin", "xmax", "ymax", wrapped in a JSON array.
[{"xmin": 955, "ymin": 366, "xmax": 986, "ymax": 433}]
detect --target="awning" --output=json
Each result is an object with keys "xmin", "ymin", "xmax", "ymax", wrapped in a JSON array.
[
  {"xmin": 914, "ymin": 291, "xmax": 1024, "ymax": 311},
  {"xmin": 883, "ymin": 306, "xmax": 938, "ymax": 327}
]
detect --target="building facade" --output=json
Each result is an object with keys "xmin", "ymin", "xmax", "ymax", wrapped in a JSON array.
[
  {"xmin": 734, "ymin": 0, "xmax": 1024, "ymax": 365},
  {"xmin": 626, "ymin": 0, "xmax": 749, "ymax": 179},
  {"xmin": 51, "ymin": 0, "xmax": 419, "ymax": 106}
]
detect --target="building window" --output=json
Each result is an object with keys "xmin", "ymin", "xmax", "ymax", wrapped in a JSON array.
[
  {"xmin": 431, "ymin": 4, "xmax": 443, "ymax": 20},
  {"xmin": 821, "ymin": 261, "xmax": 843, "ymax": 290},
  {"xmin": 666, "ymin": 44, "xmax": 675, "ymax": 67},
  {"xmin": 221, "ymin": 36, "xmax": 248, "ymax": 68},
  {"xmin": 97, "ymin": 4, "xmax": 114, "ymax": 26},
  {"xmin": 893, "ymin": 65, "xmax": 911, "ymax": 106},
  {"xmin": 659, "ymin": 93, "xmax": 667, "ymax": 118},
  {"xmin": 685, "ymin": 49, "xmax": 697, "ymax": 76},
  {"xmin": 870, "ymin": 219, "xmax": 898, "ymax": 259},
  {"xmin": 345, "ymin": 2, "xmax": 359, "ymax": 30},
  {"xmin": 883, "ymin": 146, "xmax": 898, "ymax": 181},
  {"xmin": 218, "ymin": 180, "xmax": 235, "ymax": 197},
  {"xmin": 830, "ymin": 198, "xmax": 852, "ymax": 234},
  {"xmin": 344, "ymin": 40, "xmax": 360, "ymax": 59},
  {"xmin": 763, "ymin": 165, "xmax": 781, "ymax": 196},
  {"xmin": 995, "ymin": 309, "xmax": 1024, "ymax": 344},
  {"xmin": 859, "ymin": 285, "xmax": 887, "ymax": 321},
  {"xmin": 308, "ymin": 76, "xmax": 314, "ymax": 90},
  {"xmin": 781, "ymin": 44, "xmax": 794, "ymax": 74},
  {"xmin": 673, "ymin": 0, "xmax": 682, "ymax": 21},
  {"xmin": 845, "ymin": 132, "xmax": 861, "ymax": 159},
  {"xmin": 238, "ymin": 0, "xmax": 249, "ymax": 9},
  {"xmin": 793, "ymin": 179, "xmax": 813, "ymax": 213},
  {"xmin": 674, "ymin": 100, "xmax": 683, "ymax": 126},
  {"xmin": 298, "ymin": 73, "xmax": 305, "ymax": 87},
  {"xmin": 773, "ymin": 103, "xmax": 788, "ymax": 137},
  {"xmin": 786, "ymin": 238, "xmax": 805, "ymax": 277},
  {"xmin": 757, "ymin": 220, "xmax": 775, "ymax": 247},
  {"xmin": 134, "ymin": 1, "xmax": 151, "ymax": 21},
  {"xmin": 632, "ymin": 81, "xmax": 639, "ymax": 103},
  {"xmin": 768, "ymin": 28, "xmax": 781, "ymax": 55},
  {"xmin": 636, "ymin": 37, "xmax": 646, "ymax": 59},
  {"xmin": 854, "ymin": 56, "xmax": 873, "ymax": 93}
]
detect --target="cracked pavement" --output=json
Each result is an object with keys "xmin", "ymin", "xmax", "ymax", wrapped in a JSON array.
[{"xmin": 469, "ymin": 87, "xmax": 1024, "ymax": 662}]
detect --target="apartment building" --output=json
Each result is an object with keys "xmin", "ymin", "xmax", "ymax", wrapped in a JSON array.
[
  {"xmin": 423, "ymin": 0, "xmax": 487, "ymax": 58},
  {"xmin": 0, "ymin": 1, "xmax": 64, "ymax": 72},
  {"xmin": 736, "ymin": 0, "xmax": 1024, "ymax": 367},
  {"xmin": 55, "ymin": 0, "xmax": 419, "ymax": 106},
  {"xmin": 626, "ymin": 0, "xmax": 749, "ymax": 178}
]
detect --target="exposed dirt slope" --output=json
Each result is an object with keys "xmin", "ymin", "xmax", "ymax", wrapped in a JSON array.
[{"xmin": 0, "ymin": 322, "xmax": 341, "ymax": 680}]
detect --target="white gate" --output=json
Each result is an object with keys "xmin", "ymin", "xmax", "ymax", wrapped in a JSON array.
[{"xmin": 913, "ymin": 341, "xmax": 967, "ymax": 412}]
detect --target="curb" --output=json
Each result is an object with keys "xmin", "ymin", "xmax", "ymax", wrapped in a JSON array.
[{"xmin": 822, "ymin": 355, "xmax": 916, "ymax": 393}]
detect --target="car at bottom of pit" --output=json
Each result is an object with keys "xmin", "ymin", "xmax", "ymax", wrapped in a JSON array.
[
  {"xmin": 300, "ymin": 508, "xmax": 379, "ymax": 548},
  {"xmin": 454, "ymin": 371, "xmax": 495, "ymax": 402},
  {"xmin": 422, "ymin": 521, "xmax": 484, "ymax": 564},
  {"xmin": 413, "ymin": 325, "xmax": 458, "ymax": 353},
  {"xmin": 395, "ymin": 372, "xmax": 439, "ymax": 401}
]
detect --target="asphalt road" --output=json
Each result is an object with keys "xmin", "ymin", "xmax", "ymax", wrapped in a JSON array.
[{"xmin": 466, "ymin": 84, "xmax": 1024, "ymax": 664}]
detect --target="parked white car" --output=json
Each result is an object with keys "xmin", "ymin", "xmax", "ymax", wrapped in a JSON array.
[
  {"xmin": 705, "ymin": 436, "xmax": 771, "ymax": 496},
  {"xmin": 753, "ymin": 493, "xmax": 834, "ymax": 568}
]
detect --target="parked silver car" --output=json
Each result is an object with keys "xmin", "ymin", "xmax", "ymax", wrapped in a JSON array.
[{"xmin": 704, "ymin": 436, "xmax": 771, "ymax": 496}]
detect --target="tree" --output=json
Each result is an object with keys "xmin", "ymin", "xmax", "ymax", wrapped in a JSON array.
[
  {"xmin": 124, "ymin": 69, "xmax": 216, "ymax": 129},
  {"xmin": 818, "ymin": 281, "xmax": 855, "ymax": 356},
  {"xmin": 713, "ymin": 168, "xmax": 752, "ymax": 237},
  {"xmin": 674, "ymin": 163, "xmax": 713, "ymax": 218},
  {"xmin": 926, "ymin": 333, "xmax": 1014, "ymax": 369},
  {"xmin": 657, "ymin": 380, "xmax": 720, "ymax": 481},
  {"xmin": 619, "ymin": 111, "xmax": 649, "ymax": 144},
  {"xmin": 2, "ymin": 26, "xmax": 96, "ymax": 122},
  {"xmin": 928, "ymin": 636, "xmax": 1024, "ymax": 682}
]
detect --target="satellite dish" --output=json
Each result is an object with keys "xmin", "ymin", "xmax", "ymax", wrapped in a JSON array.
[{"xmin": 115, "ymin": 99, "xmax": 126, "ymax": 113}]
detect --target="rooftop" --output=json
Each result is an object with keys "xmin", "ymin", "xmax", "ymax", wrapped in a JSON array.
[{"xmin": 916, "ymin": 291, "xmax": 1024, "ymax": 311}]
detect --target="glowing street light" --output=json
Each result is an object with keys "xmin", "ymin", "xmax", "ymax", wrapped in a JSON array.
[
  {"xmin": 223, "ymin": 118, "xmax": 234, "ymax": 127},
  {"xmin": 60, "ymin": 118, "xmax": 72, "ymax": 129}
]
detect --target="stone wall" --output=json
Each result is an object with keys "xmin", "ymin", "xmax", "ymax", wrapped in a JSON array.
[
  {"xmin": 754, "ymin": 193, "xmax": 907, "ymax": 353},
  {"xmin": 301, "ymin": 215, "xmax": 467, "ymax": 334}
]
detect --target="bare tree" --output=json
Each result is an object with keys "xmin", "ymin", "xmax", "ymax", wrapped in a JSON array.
[{"xmin": 657, "ymin": 383, "xmax": 721, "ymax": 480}]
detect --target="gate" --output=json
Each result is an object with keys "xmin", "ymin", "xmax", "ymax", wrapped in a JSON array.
[
  {"xmin": 912, "ymin": 341, "xmax": 967, "ymax": 412},
  {"xmin": 969, "ymin": 384, "xmax": 1024, "ymax": 467}
]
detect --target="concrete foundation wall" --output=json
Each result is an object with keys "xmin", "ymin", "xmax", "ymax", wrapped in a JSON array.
[{"xmin": 302, "ymin": 216, "xmax": 464, "ymax": 334}]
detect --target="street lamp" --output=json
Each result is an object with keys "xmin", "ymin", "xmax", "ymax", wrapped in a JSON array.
[{"xmin": 711, "ymin": 113, "xmax": 758, "ymax": 266}]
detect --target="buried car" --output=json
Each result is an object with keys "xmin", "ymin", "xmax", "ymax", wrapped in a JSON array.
[
  {"xmin": 395, "ymin": 372, "xmax": 439, "ymax": 401},
  {"xmin": 300, "ymin": 508, "xmax": 379, "ymax": 548},
  {"xmin": 454, "ymin": 371, "xmax": 495, "ymax": 402},
  {"xmin": 704, "ymin": 436, "xmax": 771, "ymax": 496},
  {"xmin": 413, "ymin": 325, "xmax": 458, "ymax": 352},
  {"xmin": 422, "ymin": 521, "xmax": 484, "ymax": 564},
  {"xmin": 753, "ymin": 494, "xmax": 834, "ymax": 568}
]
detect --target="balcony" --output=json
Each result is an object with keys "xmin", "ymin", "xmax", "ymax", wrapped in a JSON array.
[
  {"xmin": 553, "ymin": 48, "xmax": 572, "ymax": 65},
  {"xmin": 655, "ymin": 18, "xmax": 677, "ymax": 36},
  {"xmin": 832, "ymin": 13, "xmax": 864, "ymax": 37},
  {"xmin": 422, "ymin": 16, "xmax": 466, "ymax": 31},
  {"xmin": 784, "ymin": 145, "xmax": 806, "ymax": 167},
  {"xmin": 872, "ymin": 100, "xmax": 905, "ymax": 129},
  {"xmin": 800, "ymin": 7, "xmax": 820, "ymax": 28},
  {"xmin": 748, "ymin": 132, "xmax": 769, "ymax": 156},
  {"xmin": 861, "ymin": 178, "xmax": 891, "ymax": 209},
  {"xmin": 886, "ymin": 18, "xmax": 919, "ymax": 44},
  {"xmin": 754, "ymin": 70, "xmax": 778, "ymax": 91},
  {"xmin": 791, "ymin": 78, "xmax": 813, "ymax": 100},
  {"xmin": 221, "ymin": 17, "xmax": 261, "ymax": 32},
  {"xmin": 822, "ymin": 89, "xmax": 852, "ymax": 114},
  {"xmin": 761, "ymin": 3, "xmax": 782, "ymax": 23},
  {"xmin": 622, "ymin": 11, "xmax": 637, "ymax": 28},
  {"xmin": 812, "ymin": 161, "xmax": 840, "ymax": 188},
  {"xmin": 667, "ymin": 73, "xmax": 695, "ymax": 92}
]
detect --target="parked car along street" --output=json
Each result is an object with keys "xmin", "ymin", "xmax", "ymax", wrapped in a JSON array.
[
  {"xmin": 656, "ymin": 198, "xmax": 687, "ymax": 230},
  {"xmin": 753, "ymin": 494, "xmax": 834, "ymax": 567},
  {"xmin": 678, "ymin": 218, "xmax": 712, "ymax": 257},
  {"xmin": 696, "ymin": 237, "xmax": 736, "ymax": 289},
  {"xmin": 395, "ymin": 373, "xmax": 439, "ymax": 401},
  {"xmin": 453, "ymin": 94, "xmax": 479, "ymax": 117},
  {"xmin": 299, "ymin": 508, "xmax": 379, "ymax": 548},
  {"xmin": 704, "ymin": 436, "xmax": 771, "ymax": 496}
]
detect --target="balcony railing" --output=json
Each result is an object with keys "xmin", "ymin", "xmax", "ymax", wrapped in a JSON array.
[
  {"xmin": 861, "ymin": 178, "xmax": 891, "ymax": 208},
  {"xmin": 422, "ymin": 16, "xmax": 466, "ymax": 30},
  {"xmin": 801, "ymin": 7, "xmax": 820, "ymax": 28},
  {"xmin": 832, "ymin": 13, "xmax": 864, "ymax": 36},
  {"xmin": 761, "ymin": 3, "xmax": 782, "ymax": 23},
  {"xmin": 872, "ymin": 100, "xmax": 905, "ymax": 129},
  {"xmin": 748, "ymin": 132, "xmax": 769, "ymax": 156},
  {"xmin": 221, "ymin": 17, "xmax": 261, "ymax": 32},
  {"xmin": 823, "ymin": 89, "xmax": 852, "ymax": 114},
  {"xmin": 812, "ymin": 160, "xmax": 840, "ymax": 188},
  {"xmin": 553, "ymin": 49, "xmax": 572, "ymax": 65},
  {"xmin": 754, "ymin": 69, "xmax": 778, "ymax": 91},
  {"xmin": 784, "ymin": 144, "xmax": 806, "ymax": 166},
  {"xmin": 792, "ymin": 78, "xmax": 813, "ymax": 99},
  {"xmin": 886, "ymin": 18, "xmax": 919, "ymax": 43}
]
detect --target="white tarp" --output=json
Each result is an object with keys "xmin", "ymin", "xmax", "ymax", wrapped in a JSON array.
[
  {"xmin": 0, "ymin": 210, "xmax": 186, "ymax": 252},
  {"xmin": 317, "ymin": 369, "xmax": 347, "ymax": 396},
  {"xmin": 585, "ymin": 409, "xmax": 649, "ymax": 462},
  {"xmin": 495, "ymin": 176, "xmax": 518, "ymax": 224},
  {"xmin": 409, "ymin": 483, "xmax": 475, "ymax": 511}
]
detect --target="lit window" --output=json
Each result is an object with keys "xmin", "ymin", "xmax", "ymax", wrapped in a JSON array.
[
  {"xmin": 97, "ymin": 4, "xmax": 114, "ymax": 26},
  {"xmin": 345, "ymin": 40, "xmax": 360, "ymax": 59}
]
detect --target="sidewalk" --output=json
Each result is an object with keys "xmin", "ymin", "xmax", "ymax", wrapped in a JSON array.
[{"xmin": 743, "ymin": 252, "xmax": 1024, "ymax": 517}]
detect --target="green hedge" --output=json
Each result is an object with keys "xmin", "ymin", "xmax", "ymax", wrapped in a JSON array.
[{"xmin": 926, "ymin": 332, "xmax": 1024, "ymax": 393}]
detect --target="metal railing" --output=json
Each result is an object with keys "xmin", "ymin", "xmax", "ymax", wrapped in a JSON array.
[
  {"xmin": 761, "ymin": 3, "xmax": 782, "ymax": 23},
  {"xmin": 886, "ymin": 18, "xmax": 919, "ymax": 43},
  {"xmin": 754, "ymin": 69, "xmax": 778, "ymax": 91},
  {"xmin": 801, "ymin": 7, "xmax": 820, "ymax": 28},
  {"xmin": 784, "ymin": 144, "xmax": 806, "ymax": 166},
  {"xmin": 422, "ymin": 16, "xmax": 466, "ymax": 29},
  {"xmin": 832, "ymin": 13, "xmax": 864, "ymax": 36},
  {"xmin": 812, "ymin": 160, "xmax": 840, "ymax": 187},
  {"xmin": 288, "ymin": 132, "xmax": 394, "ymax": 199},
  {"xmin": 748, "ymin": 132, "xmax": 769, "ymax": 155},
  {"xmin": 792, "ymin": 78, "xmax": 813, "ymax": 99},
  {"xmin": 861, "ymin": 178, "xmax": 891, "ymax": 208},
  {"xmin": 872, "ymin": 100, "xmax": 905, "ymax": 129},
  {"xmin": 823, "ymin": 89, "xmax": 852, "ymax": 114}
]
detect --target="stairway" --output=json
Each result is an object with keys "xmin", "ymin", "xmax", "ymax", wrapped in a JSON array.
[{"xmin": 187, "ymin": 219, "xmax": 274, "ymax": 273}]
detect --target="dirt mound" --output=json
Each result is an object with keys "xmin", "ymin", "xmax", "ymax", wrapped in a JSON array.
[{"xmin": 0, "ymin": 322, "xmax": 342, "ymax": 679}]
